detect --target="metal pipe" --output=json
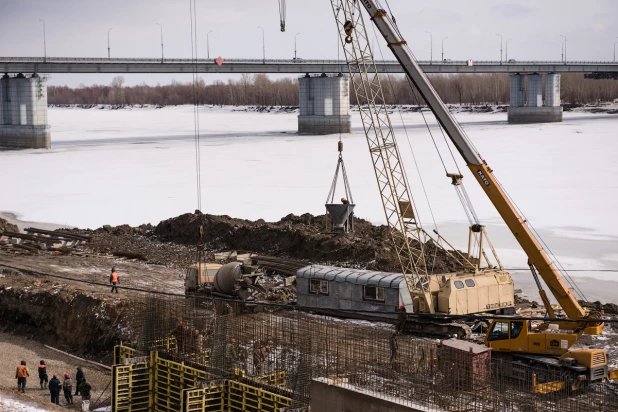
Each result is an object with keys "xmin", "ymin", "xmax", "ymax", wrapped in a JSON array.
[
  {"xmin": 39, "ymin": 19, "xmax": 46, "ymax": 62},
  {"xmin": 156, "ymin": 23, "xmax": 164, "ymax": 62}
]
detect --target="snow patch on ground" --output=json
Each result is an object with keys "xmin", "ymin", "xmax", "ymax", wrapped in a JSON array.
[{"xmin": 0, "ymin": 393, "xmax": 51, "ymax": 412}]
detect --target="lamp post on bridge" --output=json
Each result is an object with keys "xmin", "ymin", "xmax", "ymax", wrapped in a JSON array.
[
  {"xmin": 294, "ymin": 32, "xmax": 301, "ymax": 60},
  {"xmin": 38, "ymin": 19, "xmax": 47, "ymax": 62},
  {"xmin": 495, "ymin": 33, "xmax": 503, "ymax": 64},
  {"xmin": 425, "ymin": 31, "xmax": 432, "ymax": 64},
  {"xmin": 155, "ymin": 23, "xmax": 164, "ymax": 62},
  {"xmin": 614, "ymin": 37, "xmax": 618, "ymax": 63},
  {"xmin": 108, "ymin": 28, "xmax": 114, "ymax": 59},
  {"xmin": 560, "ymin": 35, "xmax": 567, "ymax": 64},
  {"xmin": 257, "ymin": 26, "xmax": 265, "ymax": 62},
  {"xmin": 441, "ymin": 37, "xmax": 448, "ymax": 62},
  {"xmin": 506, "ymin": 38, "xmax": 512, "ymax": 62},
  {"xmin": 207, "ymin": 30, "xmax": 214, "ymax": 59}
]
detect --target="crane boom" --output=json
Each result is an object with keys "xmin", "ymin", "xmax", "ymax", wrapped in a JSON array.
[{"xmin": 357, "ymin": 0, "xmax": 600, "ymax": 331}]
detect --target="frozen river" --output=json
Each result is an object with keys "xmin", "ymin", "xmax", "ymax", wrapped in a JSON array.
[{"xmin": 1, "ymin": 105, "xmax": 617, "ymax": 303}]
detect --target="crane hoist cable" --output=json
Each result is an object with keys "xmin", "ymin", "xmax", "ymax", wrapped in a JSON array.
[{"xmin": 278, "ymin": 0, "xmax": 286, "ymax": 32}]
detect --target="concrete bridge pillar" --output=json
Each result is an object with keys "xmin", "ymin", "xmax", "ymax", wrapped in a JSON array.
[
  {"xmin": 0, "ymin": 73, "xmax": 51, "ymax": 149},
  {"xmin": 508, "ymin": 73, "xmax": 563, "ymax": 124},
  {"xmin": 298, "ymin": 73, "xmax": 351, "ymax": 135}
]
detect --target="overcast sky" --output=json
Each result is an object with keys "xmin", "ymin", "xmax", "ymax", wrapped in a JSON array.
[{"xmin": 2, "ymin": 0, "xmax": 617, "ymax": 87}]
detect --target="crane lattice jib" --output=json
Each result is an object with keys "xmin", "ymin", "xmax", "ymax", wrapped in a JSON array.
[
  {"xmin": 330, "ymin": 0, "xmax": 434, "ymax": 313},
  {"xmin": 358, "ymin": 0, "xmax": 595, "ymax": 326}
]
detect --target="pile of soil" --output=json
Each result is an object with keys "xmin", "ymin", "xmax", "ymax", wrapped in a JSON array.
[
  {"xmin": 0, "ymin": 217, "xmax": 18, "ymax": 233},
  {"xmin": 579, "ymin": 300, "xmax": 618, "ymax": 315},
  {"xmin": 154, "ymin": 211, "xmax": 464, "ymax": 273}
]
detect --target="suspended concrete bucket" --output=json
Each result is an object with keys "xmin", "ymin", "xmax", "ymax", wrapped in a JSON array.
[{"xmin": 325, "ymin": 203, "xmax": 355, "ymax": 233}]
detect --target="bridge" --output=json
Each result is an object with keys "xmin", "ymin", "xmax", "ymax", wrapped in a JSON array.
[{"xmin": 2, "ymin": 57, "xmax": 618, "ymax": 75}]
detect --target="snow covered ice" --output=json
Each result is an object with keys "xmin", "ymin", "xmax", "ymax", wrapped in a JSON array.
[{"xmin": 1, "ymin": 105, "xmax": 617, "ymax": 302}]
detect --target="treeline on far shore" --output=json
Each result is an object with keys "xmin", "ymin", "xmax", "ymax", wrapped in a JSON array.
[{"xmin": 48, "ymin": 73, "xmax": 618, "ymax": 107}]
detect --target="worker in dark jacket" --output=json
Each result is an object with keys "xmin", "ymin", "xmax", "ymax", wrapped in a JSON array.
[
  {"xmin": 38, "ymin": 360, "xmax": 48, "ymax": 389},
  {"xmin": 110, "ymin": 267, "xmax": 119, "ymax": 293},
  {"xmin": 80, "ymin": 379, "xmax": 92, "ymax": 401},
  {"xmin": 62, "ymin": 373, "xmax": 73, "ymax": 404},
  {"xmin": 48, "ymin": 374, "xmax": 62, "ymax": 405},
  {"xmin": 15, "ymin": 360, "xmax": 30, "ymax": 393},
  {"xmin": 75, "ymin": 366, "xmax": 85, "ymax": 396}
]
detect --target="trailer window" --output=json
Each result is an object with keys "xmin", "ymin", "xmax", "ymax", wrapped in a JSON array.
[
  {"xmin": 363, "ymin": 286, "xmax": 385, "ymax": 301},
  {"xmin": 454, "ymin": 281, "xmax": 464, "ymax": 289},
  {"xmin": 309, "ymin": 279, "xmax": 329, "ymax": 295},
  {"xmin": 487, "ymin": 321, "xmax": 509, "ymax": 341},
  {"xmin": 510, "ymin": 321, "xmax": 524, "ymax": 339},
  {"xmin": 465, "ymin": 279, "xmax": 476, "ymax": 287}
]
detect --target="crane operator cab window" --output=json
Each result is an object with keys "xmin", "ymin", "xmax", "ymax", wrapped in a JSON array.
[
  {"xmin": 510, "ymin": 321, "xmax": 524, "ymax": 339},
  {"xmin": 487, "ymin": 321, "xmax": 509, "ymax": 341}
]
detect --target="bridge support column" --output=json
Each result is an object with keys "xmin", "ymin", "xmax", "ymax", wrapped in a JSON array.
[
  {"xmin": 0, "ymin": 73, "xmax": 50, "ymax": 149},
  {"xmin": 507, "ymin": 73, "xmax": 563, "ymax": 124},
  {"xmin": 298, "ymin": 73, "xmax": 351, "ymax": 135}
]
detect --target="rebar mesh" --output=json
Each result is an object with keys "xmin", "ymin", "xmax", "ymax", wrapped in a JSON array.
[{"xmin": 124, "ymin": 294, "xmax": 618, "ymax": 411}]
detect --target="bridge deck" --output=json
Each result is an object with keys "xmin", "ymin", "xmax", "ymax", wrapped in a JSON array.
[{"xmin": 1, "ymin": 58, "xmax": 617, "ymax": 74}]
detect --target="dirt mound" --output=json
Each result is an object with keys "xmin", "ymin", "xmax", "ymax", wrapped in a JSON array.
[
  {"xmin": 155, "ymin": 211, "xmax": 463, "ymax": 273},
  {"xmin": 579, "ymin": 300, "xmax": 618, "ymax": 315},
  {"xmin": 0, "ymin": 217, "xmax": 18, "ymax": 233}
]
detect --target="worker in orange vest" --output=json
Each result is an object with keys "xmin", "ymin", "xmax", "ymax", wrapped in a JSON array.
[
  {"xmin": 15, "ymin": 360, "xmax": 30, "ymax": 393},
  {"xmin": 110, "ymin": 267, "xmax": 119, "ymax": 293}
]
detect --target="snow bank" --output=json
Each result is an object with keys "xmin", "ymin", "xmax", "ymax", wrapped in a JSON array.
[{"xmin": 0, "ymin": 393, "xmax": 51, "ymax": 412}]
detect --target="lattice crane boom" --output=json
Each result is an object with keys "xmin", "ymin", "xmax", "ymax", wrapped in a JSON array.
[{"xmin": 330, "ymin": 0, "xmax": 434, "ymax": 312}]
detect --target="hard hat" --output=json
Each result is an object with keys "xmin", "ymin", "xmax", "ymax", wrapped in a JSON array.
[
  {"xmin": 231, "ymin": 338, "xmax": 236, "ymax": 343},
  {"xmin": 195, "ymin": 329, "xmax": 200, "ymax": 335},
  {"xmin": 53, "ymin": 373, "xmax": 57, "ymax": 378},
  {"xmin": 64, "ymin": 373, "xmax": 69, "ymax": 378},
  {"xmin": 341, "ymin": 197, "xmax": 346, "ymax": 202}
]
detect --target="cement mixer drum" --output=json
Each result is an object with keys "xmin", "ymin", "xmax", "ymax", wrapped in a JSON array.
[{"xmin": 214, "ymin": 262, "xmax": 244, "ymax": 294}]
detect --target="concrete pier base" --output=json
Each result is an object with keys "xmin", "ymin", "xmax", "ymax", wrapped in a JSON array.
[
  {"xmin": 298, "ymin": 115, "xmax": 351, "ymax": 134},
  {"xmin": 0, "ymin": 125, "xmax": 51, "ymax": 149},
  {"xmin": 508, "ymin": 106, "xmax": 563, "ymax": 124},
  {"xmin": 0, "ymin": 73, "xmax": 50, "ymax": 149},
  {"xmin": 298, "ymin": 74, "xmax": 351, "ymax": 135}
]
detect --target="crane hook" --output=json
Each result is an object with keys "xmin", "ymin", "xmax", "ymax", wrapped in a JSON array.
[{"xmin": 344, "ymin": 20, "xmax": 354, "ymax": 43}]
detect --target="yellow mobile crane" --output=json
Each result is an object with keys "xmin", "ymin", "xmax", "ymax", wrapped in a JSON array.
[{"xmin": 332, "ymin": 0, "xmax": 607, "ymax": 382}]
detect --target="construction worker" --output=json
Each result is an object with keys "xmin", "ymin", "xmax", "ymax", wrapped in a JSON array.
[
  {"xmin": 38, "ymin": 360, "xmax": 48, "ymax": 389},
  {"xmin": 193, "ymin": 329, "xmax": 204, "ymax": 354},
  {"xmin": 74, "ymin": 366, "xmax": 85, "ymax": 396},
  {"xmin": 15, "ymin": 360, "xmax": 30, "ymax": 393},
  {"xmin": 110, "ymin": 267, "xmax": 119, "ymax": 293},
  {"xmin": 389, "ymin": 333, "xmax": 399, "ymax": 363},
  {"xmin": 341, "ymin": 197, "xmax": 350, "ymax": 205},
  {"xmin": 226, "ymin": 338, "xmax": 238, "ymax": 367},
  {"xmin": 62, "ymin": 373, "xmax": 73, "ymax": 404},
  {"xmin": 80, "ymin": 379, "xmax": 92, "ymax": 402},
  {"xmin": 48, "ymin": 373, "xmax": 62, "ymax": 405}
]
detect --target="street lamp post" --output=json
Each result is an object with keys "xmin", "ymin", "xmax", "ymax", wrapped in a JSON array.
[
  {"xmin": 155, "ymin": 23, "xmax": 164, "ymax": 62},
  {"xmin": 294, "ymin": 32, "xmax": 301, "ymax": 59},
  {"xmin": 506, "ymin": 38, "xmax": 512, "ymax": 61},
  {"xmin": 560, "ymin": 35, "xmax": 567, "ymax": 63},
  {"xmin": 495, "ymin": 33, "xmax": 503, "ymax": 63},
  {"xmin": 257, "ymin": 26, "xmax": 265, "ymax": 62},
  {"xmin": 425, "ymin": 31, "xmax": 432, "ymax": 64},
  {"xmin": 441, "ymin": 37, "xmax": 448, "ymax": 62},
  {"xmin": 207, "ymin": 30, "xmax": 214, "ymax": 59},
  {"xmin": 108, "ymin": 28, "xmax": 114, "ymax": 59},
  {"xmin": 39, "ymin": 19, "xmax": 46, "ymax": 62},
  {"xmin": 614, "ymin": 37, "xmax": 617, "ymax": 63}
]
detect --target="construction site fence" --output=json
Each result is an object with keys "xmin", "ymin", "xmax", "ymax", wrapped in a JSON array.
[{"xmin": 118, "ymin": 293, "xmax": 618, "ymax": 412}]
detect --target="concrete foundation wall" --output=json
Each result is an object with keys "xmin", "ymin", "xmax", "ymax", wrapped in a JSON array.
[
  {"xmin": 298, "ymin": 115, "xmax": 351, "ymax": 135},
  {"xmin": 508, "ymin": 106, "xmax": 563, "ymax": 124},
  {"xmin": 311, "ymin": 379, "xmax": 425, "ymax": 412},
  {"xmin": 0, "ymin": 74, "xmax": 50, "ymax": 148}
]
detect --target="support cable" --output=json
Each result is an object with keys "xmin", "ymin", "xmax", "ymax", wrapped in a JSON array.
[{"xmin": 190, "ymin": 0, "xmax": 202, "ymax": 212}]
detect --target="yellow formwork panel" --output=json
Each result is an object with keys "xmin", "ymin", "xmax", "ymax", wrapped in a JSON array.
[
  {"xmin": 255, "ymin": 371, "xmax": 287, "ymax": 388},
  {"xmin": 112, "ymin": 361, "xmax": 151, "ymax": 412},
  {"xmin": 227, "ymin": 381, "xmax": 292, "ymax": 412},
  {"xmin": 114, "ymin": 345, "xmax": 137, "ymax": 366}
]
